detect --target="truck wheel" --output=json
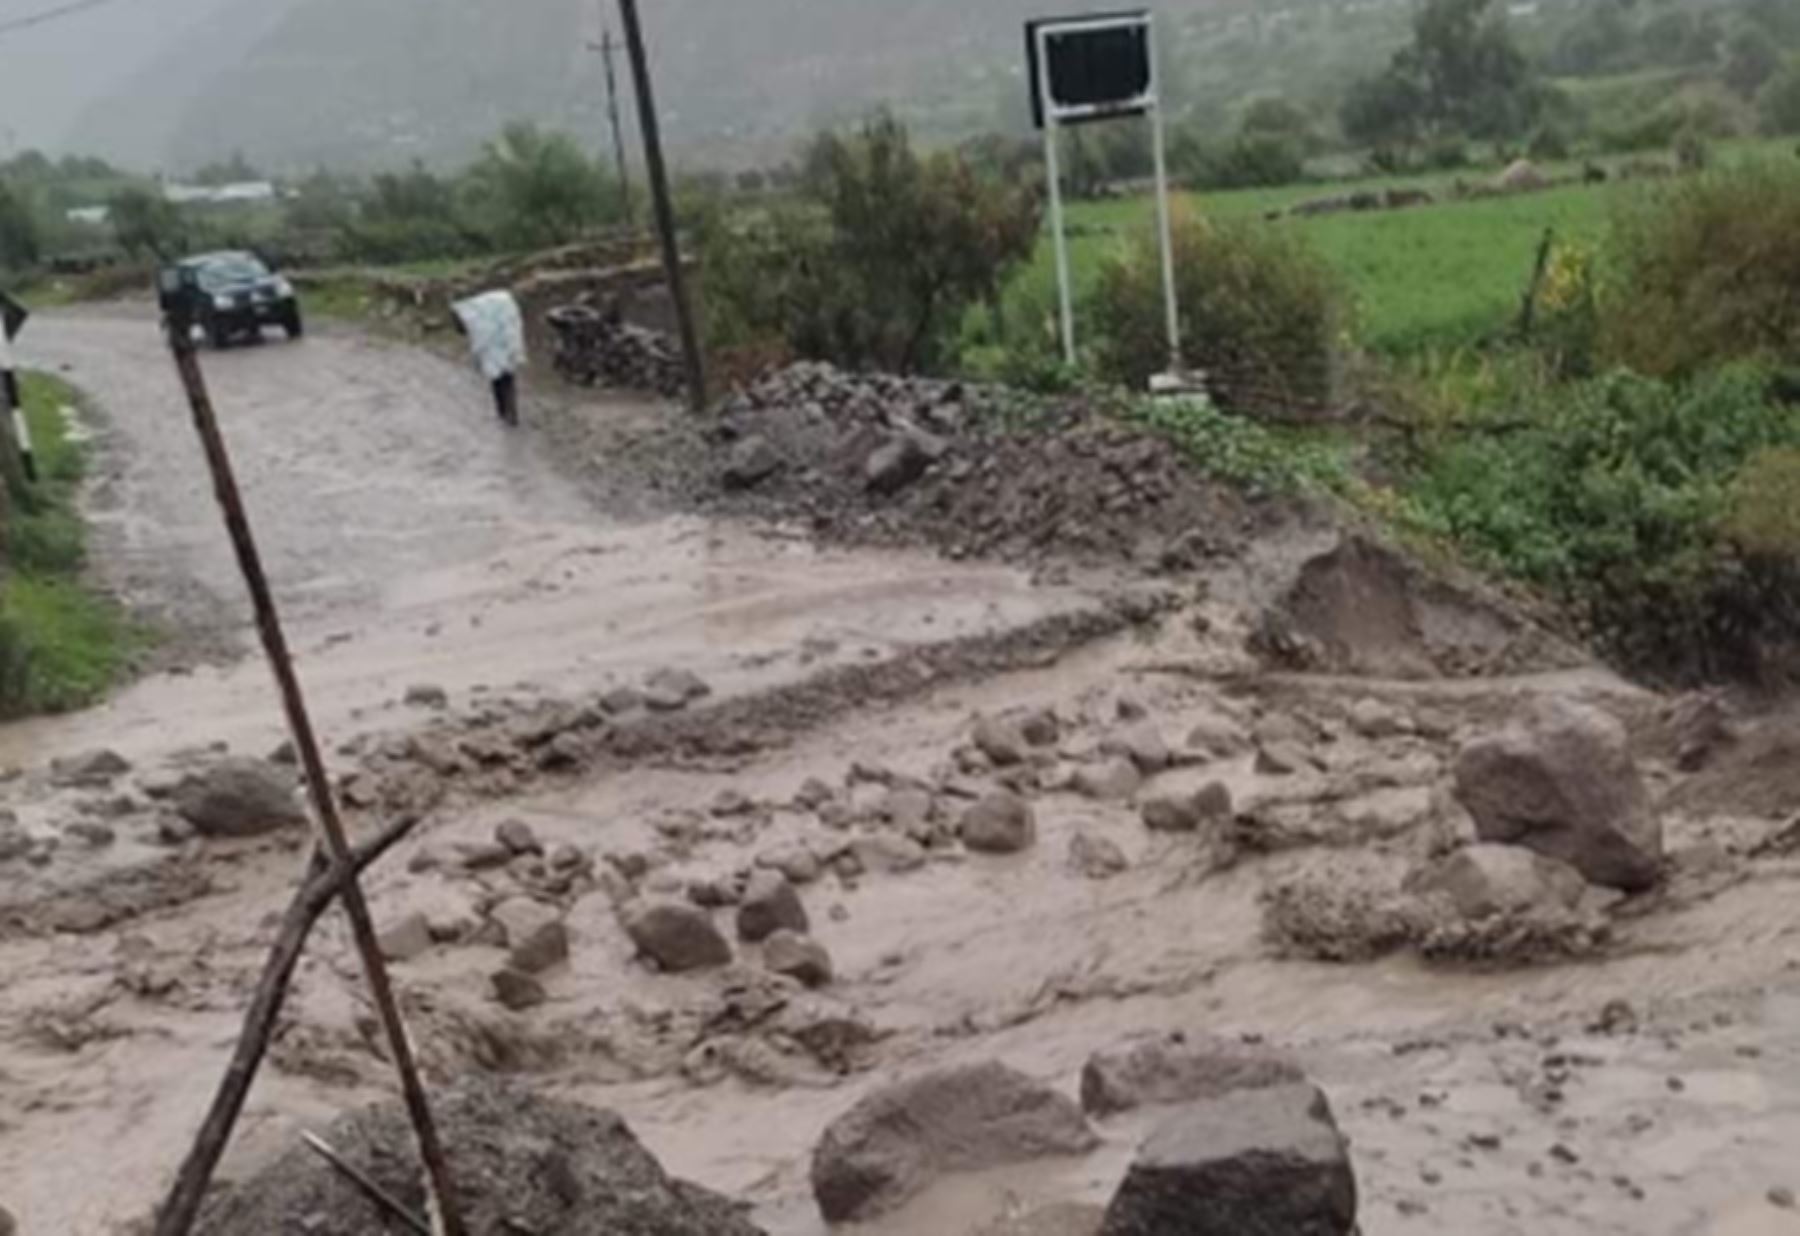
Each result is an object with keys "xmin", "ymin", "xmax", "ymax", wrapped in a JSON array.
[
  {"xmin": 208, "ymin": 319, "xmax": 232, "ymax": 350},
  {"xmin": 284, "ymin": 310, "xmax": 305, "ymax": 340}
]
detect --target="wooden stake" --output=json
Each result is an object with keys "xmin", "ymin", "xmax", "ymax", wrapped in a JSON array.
[{"xmin": 154, "ymin": 314, "xmax": 464, "ymax": 1236}]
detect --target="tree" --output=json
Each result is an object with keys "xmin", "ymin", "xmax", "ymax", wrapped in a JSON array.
[
  {"xmin": 1341, "ymin": 0, "xmax": 1544, "ymax": 154},
  {"xmin": 108, "ymin": 188, "xmax": 184, "ymax": 260},
  {"xmin": 0, "ymin": 181, "xmax": 40, "ymax": 271},
  {"xmin": 1760, "ymin": 61, "xmax": 1800, "ymax": 134},
  {"xmin": 704, "ymin": 113, "xmax": 1041, "ymax": 374},
  {"xmin": 191, "ymin": 151, "xmax": 262, "ymax": 186},
  {"xmin": 1724, "ymin": 28, "xmax": 1783, "ymax": 97},
  {"xmin": 1238, "ymin": 96, "xmax": 1315, "ymax": 146},
  {"xmin": 463, "ymin": 123, "xmax": 614, "ymax": 250}
]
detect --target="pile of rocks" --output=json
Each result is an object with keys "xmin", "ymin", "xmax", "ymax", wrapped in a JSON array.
[
  {"xmin": 700, "ymin": 362, "xmax": 1254, "ymax": 571},
  {"xmin": 546, "ymin": 303, "xmax": 685, "ymax": 398}
]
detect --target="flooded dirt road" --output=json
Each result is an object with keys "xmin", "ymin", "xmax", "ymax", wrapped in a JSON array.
[{"xmin": 5, "ymin": 319, "xmax": 1800, "ymax": 1236}]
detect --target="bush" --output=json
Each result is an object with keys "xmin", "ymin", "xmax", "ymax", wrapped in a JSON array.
[
  {"xmin": 1180, "ymin": 134, "xmax": 1307, "ymax": 191},
  {"xmin": 1089, "ymin": 205, "xmax": 1349, "ymax": 417},
  {"xmin": 1600, "ymin": 162, "xmax": 1800, "ymax": 378},
  {"xmin": 1400, "ymin": 365, "xmax": 1800, "ymax": 682}
]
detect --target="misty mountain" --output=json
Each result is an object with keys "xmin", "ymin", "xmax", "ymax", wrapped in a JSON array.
[{"xmin": 70, "ymin": 0, "xmax": 1413, "ymax": 175}]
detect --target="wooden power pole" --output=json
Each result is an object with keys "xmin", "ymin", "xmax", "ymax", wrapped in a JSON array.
[
  {"xmin": 591, "ymin": 18, "xmax": 634, "ymax": 225},
  {"xmin": 617, "ymin": 0, "xmax": 706, "ymax": 413}
]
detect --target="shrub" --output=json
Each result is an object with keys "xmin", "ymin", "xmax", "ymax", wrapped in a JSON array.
[
  {"xmin": 1180, "ymin": 135, "xmax": 1307, "ymax": 191},
  {"xmin": 1599, "ymin": 162, "xmax": 1800, "ymax": 378},
  {"xmin": 1401, "ymin": 366, "xmax": 1800, "ymax": 682},
  {"xmin": 1088, "ymin": 205, "xmax": 1349, "ymax": 418}
]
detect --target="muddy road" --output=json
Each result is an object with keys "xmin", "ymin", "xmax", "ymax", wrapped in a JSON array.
[{"xmin": 4, "ymin": 320, "xmax": 1800, "ymax": 1236}]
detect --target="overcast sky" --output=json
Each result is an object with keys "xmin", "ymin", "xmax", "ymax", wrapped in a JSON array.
[{"xmin": 0, "ymin": 0, "xmax": 252, "ymax": 156}]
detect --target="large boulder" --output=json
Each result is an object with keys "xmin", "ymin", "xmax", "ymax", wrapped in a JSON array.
[
  {"xmin": 1101, "ymin": 1084, "xmax": 1357, "ymax": 1236},
  {"xmin": 175, "ymin": 758, "xmax": 308, "ymax": 838},
  {"xmin": 1454, "ymin": 700, "xmax": 1663, "ymax": 891},
  {"xmin": 811, "ymin": 1061, "xmax": 1099, "ymax": 1223},
  {"xmin": 194, "ymin": 1079, "xmax": 764, "ymax": 1235},
  {"xmin": 623, "ymin": 900, "xmax": 733, "ymax": 972},
  {"xmin": 1406, "ymin": 844, "xmax": 1588, "ymax": 921},
  {"xmin": 1081, "ymin": 1033, "xmax": 1305, "ymax": 1117}
]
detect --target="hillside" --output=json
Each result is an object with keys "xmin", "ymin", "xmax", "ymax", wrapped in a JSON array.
[{"xmin": 70, "ymin": 0, "xmax": 1415, "ymax": 173}]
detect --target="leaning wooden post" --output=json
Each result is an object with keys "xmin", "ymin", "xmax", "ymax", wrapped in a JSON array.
[{"xmin": 152, "ymin": 294, "xmax": 465, "ymax": 1236}]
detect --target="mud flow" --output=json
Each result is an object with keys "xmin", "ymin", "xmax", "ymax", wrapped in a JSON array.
[{"xmin": 2, "ymin": 316, "xmax": 1798, "ymax": 1236}]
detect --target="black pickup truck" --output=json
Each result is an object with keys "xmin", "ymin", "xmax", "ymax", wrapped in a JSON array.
[{"xmin": 157, "ymin": 251, "xmax": 303, "ymax": 348}]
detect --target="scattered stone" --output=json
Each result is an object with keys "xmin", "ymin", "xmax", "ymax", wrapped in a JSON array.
[
  {"xmin": 455, "ymin": 841, "xmax": 513, "ymax": 872},
  {"xmin": 874, "ymin": 786, "xmax": 934, "ymax": 831},
  {"xmin": 811, "ymin": 1061, "xmax": 1099, "ymax": 1223},
  {"xmin": 795, "ymin": 777, "xmax": 836, "ymax": 810},
  {"xmin": 403, "ymin": 684, "xmax": 449, "ymax": 710},
  {"xmin": 1081, "ymin": 1033, "xmax": 1305, "ymax": 1116},
  {"xmin": 722, "ymin": 434, "xmax": 783, "ymax": 490},
  {"xmin": 268, "ymin": 739, "xmax": 297, "ymax": 765},
  {"xmin": 1116, "ymin": 695, "xmax": 1149, "ymax": 722},
  {"xmin": 174, "ymin": 759, "xmax": 308, "ymax": 839},
  {"xmin": 1069, "ymin": 833, "xmax": 1130, "ymax": 880},
  {"xmin": 1100, "ymin": 1083, "xmax": 1357, "ymax": 1236},
  {"xmin": 972, "ymin": 715, "xmax": 1029, "ymax": 767},
  {"xmin": 1184, "ymin": 713, "xmax": 1247, "ymax": 758},
  {"xmin": 65, "ymin": 820, "xmax": 117, "ymax": 848},
  {"xmin": 490, "ymin": 968, "xmax": 547, "ymax": 1011},
  {"xmin": 1454, "ymin": 699, "xmax": 1663, "ymax": 891},
  {"xmin": 644, "ymin": 668, "xmax": 712, "ymax": 712},
  {"xmin": 623, "ymin": 900, "xmax": 733, "ymax": 972},
  {"xmin": 377, "ymin": 913, "xmax": 434, "ymax": 963},
  {"xmin": 1255, "ymin": 742, "xmax": 1314, "ymax": 777},
  {"xmin": 547, "ymin": 842, "xmax": 587, "ymax": 872},
  {"xmin": 1075, "ymin": 759, "xmax": 1143, "ymax": 802},
  {"xmin": 764, "ymin": 929, "xmax": 834, "ymax": 987},
  {"xmin": 1349, "ymin": 698, "xmax": 1409, "ymax": 739},
  {"xmin": 757, "ymin": 844, "xmax": 822, "ymax": 884},
  {"xmin": 0, "ymin": 1203, "xmax": 14, "ymax": 1236},
  {"xmin": 1019, "ymin": 708, "xmax": 1062, "ymax": 748},
  {"xmin": 1106, "ymin": 723, "xmax": 1171, "ymax": 774},
  {"xmin": 156, "ymin": 815, "xmax": 196, "ymax": 846},
  {"xmin": 688, "ymin": 876, "xmax": 739, "ymax": 909},
  {"xmin": 961, "ymin": 791, "xmax": 1037, "ymax": 854},
  {"xmin": 712, "ymin": 789, "xmax": 755, "ymax": 817},
  {"xmin": 50, "ymin": 748, "xmax": 131, "ymax": 788},
  {"xmin": 850, "ymin": 834, "xmax": 927, "ymax": 874},
  {"xmin": 1769, "ymin": 1187, "xmax": 1796, "ymax": 1210},
  {"xmin": 600, "ymin": 686, "xmax": 644, "ymax": 715},
  {"xmin": 865, "ymin": 433, "xmax": 931, "ymax": 495},
  {"xmin": 490, "ymin": 898, "xmax": 568, "ymax": 973},
  {"xmin": 1406, "ymin": 844, "xmax": 1588, "ymax": 921},
  {"xmin": 494, "ymin": 818, "xmax": 542, "ymax": 856},
  {"xmin": 737, "ymin": 870, "xmax": 810, "ymax": 942}
]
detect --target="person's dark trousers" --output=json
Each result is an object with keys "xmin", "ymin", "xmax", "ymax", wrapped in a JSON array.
[{"xmin": 491, "ymin": 372, "xmax": 519, "ymax": 426}]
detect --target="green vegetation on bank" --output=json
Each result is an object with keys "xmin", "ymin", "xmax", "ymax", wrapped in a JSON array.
[{"xmin": 0, "ymin": 375, "xmax": 135, "ymax": 716}]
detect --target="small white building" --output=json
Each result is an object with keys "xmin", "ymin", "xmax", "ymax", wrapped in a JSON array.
[
  {"xmin": 162, "ymin": 181, "xmax": 278, "ymax": 207},
  {"xmin": 64, "ymin": 205, "xmax": 110, "ymax": 226}
]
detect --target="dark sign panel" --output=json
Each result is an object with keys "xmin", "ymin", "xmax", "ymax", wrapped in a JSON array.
[
  {"xmin": 1027, "ymin": 11, "xmax": 1153, "ymax": 129},
  {"xmin": 0, "ymin": 289, "xmax": 26, "ymax": 343}
]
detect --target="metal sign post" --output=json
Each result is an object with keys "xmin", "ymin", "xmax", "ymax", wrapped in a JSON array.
[{"xmin": 1028, "ymin": 10, "xmax": 1181, "ymax": 381}]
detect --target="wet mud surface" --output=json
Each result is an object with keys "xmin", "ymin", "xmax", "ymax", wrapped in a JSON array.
[{"xmin": 2, "ymin": 318, "xmax": 1799, "ymax": 1236}]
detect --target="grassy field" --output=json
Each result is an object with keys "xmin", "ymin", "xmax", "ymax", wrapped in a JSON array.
[
  {"xmin": 0, "ymin": 374, "xmax": 136, "ymax": 716},
  {"xmin": 1009, "ymin": 139, "xmax": 1790, "ymax": 356}
]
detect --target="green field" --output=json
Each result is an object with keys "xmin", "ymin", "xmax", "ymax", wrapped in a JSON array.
[{"xmin": 1010, "ymin": 140, "xmax": 1788, "ymax": 356}]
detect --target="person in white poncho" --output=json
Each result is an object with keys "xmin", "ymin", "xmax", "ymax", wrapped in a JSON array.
[{"xmin": 451, "ymin": 289, "xmax": 526, "ymax": 426}]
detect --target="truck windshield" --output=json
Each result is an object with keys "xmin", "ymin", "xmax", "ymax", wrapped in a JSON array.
[{"xmin": 195, "ymin": 255, "xmax": 270, "ymax": 291}]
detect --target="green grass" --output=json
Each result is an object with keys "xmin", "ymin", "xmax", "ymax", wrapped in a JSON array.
[
  {"xmin": 0, "ymin": 373, "xmax": 136, "ymax": 716},
  {"xmin": 1007, "ymin": 138, "xmax": 1794, "ymax": 357}
]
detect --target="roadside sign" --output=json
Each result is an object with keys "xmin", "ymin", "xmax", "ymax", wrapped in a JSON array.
[
  {"xmin": 0, "ymin": 288, "xmax": 25, "ymax": 342},
  {"xmin": 1026, "ymin": 10, "xmax": 1154, "ymax": 129},
  {"xmin": 1027, "ymin": 9, "xmax": 1180, "ymax": 382}
]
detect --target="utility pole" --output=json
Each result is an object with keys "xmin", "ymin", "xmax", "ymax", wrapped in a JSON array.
[
  {"xmin": 617, "ymin": 0, "xmax": 706, "ymax": 413},
  {"xmin": 589, "ymin": 17, "xmax": 634, "ymax": 225}
]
